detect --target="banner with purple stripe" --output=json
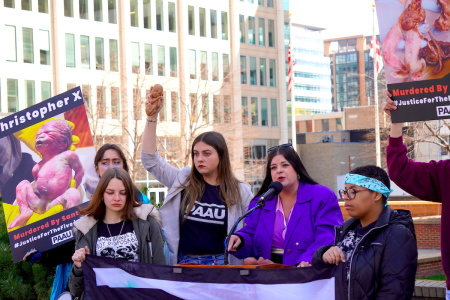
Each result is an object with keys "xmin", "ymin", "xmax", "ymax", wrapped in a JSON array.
[{"xmin": 83, "ymin": 255, "xmax": 335, "ymax": 300}]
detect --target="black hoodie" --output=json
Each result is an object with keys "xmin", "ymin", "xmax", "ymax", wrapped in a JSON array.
[{"xmin": 313, "ymin": 206, "xmax": 418, "ymax": 300}]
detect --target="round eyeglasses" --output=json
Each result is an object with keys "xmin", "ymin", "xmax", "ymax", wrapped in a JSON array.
[{"xmin": 338, "ymin": 188, "xmax": 369, "ymax": 200}]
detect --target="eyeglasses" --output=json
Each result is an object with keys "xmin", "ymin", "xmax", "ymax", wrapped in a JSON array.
[
  {"xmin": 338, "ymin": 188, "xmax": 369, "ymax": 200},
  {"xmin": 267, "ymin": 143, "xmax": 292, "ymax": 153}
]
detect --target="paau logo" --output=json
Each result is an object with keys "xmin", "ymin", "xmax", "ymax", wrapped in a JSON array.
[
  {"xmin": 437, "ymin": 106, "xmax": 450, "ymax": 117},
  {"xmin": 51, "ymin": 230, "xmax": 73, "ymax": 245}
]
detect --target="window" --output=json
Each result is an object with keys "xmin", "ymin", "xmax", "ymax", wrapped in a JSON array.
[
  {"xmin": 270, "ymin": 98, "xmax": 278, "ymax": 126},
  {"xmin": 188, "ymin": 6, "xmax": 195, "ymax": 35},
  {"xmin": 94, "ymin": 0, "xmax": 102, "ymax": 21},
  {"xmin": 212, "ymin": 52, "xmax": 219, "ymax": 81},
  {"xmin": 261, "ymin": 98, "xmax": 268, "ymax": 126},
  {"xmin": 171, "ymin": 91, "xmax": 178, "ymax": 121},
  {"xmin": 130, "ymin": 0, "xmax": 138, "ymax": 27},
  {"xmin": 133, "ymin": 88, "xmax": 142, "ymax": 120},
  {"xmin": 267, "ymin": 0, "xmax": 274, "ymax": 7},
  {"xmin": 250, "ymin": 57, "xmax": 256, "ymax": 85},
  {"xmin": 239, "ymin": 15, "xmax": 245, "ymax": 43},
  {"xmin": 111, "ymin": 87, "xmax": 120, "ymax": 118},
  {"xmin": 268, "ymin": 19, "xmax": 275, "ymax": 47},
  {"xmin": 258, "ymin": 18, "xmax": 265, "ymax": 46},
  {"xmin": 200, "ymin": 51, "xmax": 207, "ymax": 80},
  {"xmin": 269, "ymin": 59, "xmax": 276, "ymax": 87},
  {"xmin": 260, "ymin": 58, "xmax": 266, "ymax": 86},
  {"xmin": 224, "ymin": 95, "xmax": 231, "ymax": 123},
  {"xmin": 21, "ymin": 0, "xmax": 31, "ymax": 10},
  {"xmin": 199, "ymin": 8, "xmax": 206, "ymax": 37},
  {"xmin": 132, "ymin": 42, "xmax": 140, "ymax": 73},
  {"xmin": 25, "ymin": 80, "xmax": 35, "ymax": 107},
  {"xmin": 248, "ymin": 17, "xmax": 255, "ymax": 45},
  {"xmin": 108, "ymin": 0, "xmax": 117, "ymax": 23},
  {"xmin": 79, "ymin": 0, "xmax": 88, "ymax": 19},
  {"xmin": 7, "ymin": 79, "xmax": 19, "ymax": 113},
  {"xmin": 251, "ymin": 97, "xmax": 258, "ymax": 126},
  {"xmin": 223, "ymin": 53, "xmax": 230, "ymax": 82},
  {"xmin": 82, "ymin": 85, "xmax": 91, "ymax": 106},
  {"xmin": 210, "ymin": 9, "xmax": 217, "ymax": 39},
  {"xmin": 143, "ymin": 0, "xmax": 151, "ymax": 28},
  {"xmin": 145, "ymin": 44, "xmax": 153, "ymax": 74},
  {"xmin": 38, "ymin": 0, "xmax": 48, "ymax": 13},
  {"xmin": 190, "ymin": 93, "xmax": 199, "ymax": 123},
  {"xmin": 158, "ymin": 90, "xmax": 166, "ymax": 121},
  {"xmin": 41, "ymin": 81, "xmax": 51, "ymax": 101},
  {"xmin": 23, "ymin": 28, "xmax": 34, "ymax": 64},
  {"xmin": 80, "ymin": 35, "xmax": 90, "ymax": 69},
  {"xmin": 157, "ymin": 45, "xmax": 165, "ymax": 76},
  {"xmin": 64, "ymin": 0, "xmax": 73, "ymax": 17},
  {"xmin": 202, "ymin": 94, "xmax": 209, "ymax": 123},
  {"xmin": 95, "ymin": 37, "xmax": 104, "ymax": 70},
  {"xmin": 258, "ymin": 0, "xmax": 264, "ymax": 5},
  {"xmin": 189, "ymin": 49, "xmax": 196, "ymax": 79},
  {"xmin": 242, "ymin": 97, "xmax": 249, "ymax": 125},
  {"xmin": 170, "ymin": 47, "xmax": 177, "ymax": 77},
  {"xmin": 221, "ymin": 11, "xmax": 228, "ymax": 40},
  {"xmin": 168, "ymin": 2, "xmax": 176, "ymax": 32},
  {"xmin": 156, "ymin": 0, "xmax": 164, "ymax": 31},
  {"xmin": 65, "ymin": 33, "xmax": 75, "ymax": 67},
  {"xmin": 97, "ymin": 86, "xmax": 106, "ymax": 118},
  {"xmin": 5, "ymin": 25, "xmax": 17, "ymax": 62},
  {"xmin": 109, "ymin": 39, "xmax": 118, "ymax": 71},
  {"xmin": 4, "ymin": 0, "xmax": 14, "ymax": 8},
  {"xmin": 213, "ymin": 95, "xmax": 221, "ymax": 123},
  {"xmin": 39, "ymin": 30, "xmax": 51, "ymax": 64},
  {"xmin": 240, "ymin": 56, "xmax": 247, "ymax": 84}
]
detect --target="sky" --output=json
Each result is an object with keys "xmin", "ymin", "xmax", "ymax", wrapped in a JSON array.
[{"xmin": 291, "ymin": 0, "xmax": 379, "ymax": 39}]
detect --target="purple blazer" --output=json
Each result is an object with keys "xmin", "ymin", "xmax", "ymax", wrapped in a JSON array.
[{"xmin": 233, "ymin": 182, "xmax": 344, "ymax": 266}]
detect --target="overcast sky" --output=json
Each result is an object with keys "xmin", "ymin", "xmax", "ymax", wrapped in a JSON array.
[{"xmin": 291, "ymin": 0, "xmax": 379, "ymax": 39}]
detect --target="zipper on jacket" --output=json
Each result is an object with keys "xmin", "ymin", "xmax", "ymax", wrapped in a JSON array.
[{"xmin": 347, "ymin": 223, "xmax": 388, "ymax": 300}]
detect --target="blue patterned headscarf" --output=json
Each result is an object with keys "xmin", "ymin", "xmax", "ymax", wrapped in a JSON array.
[{"xmin": 345, "ymin": 173, "xmax": 393, "ymax": 205}]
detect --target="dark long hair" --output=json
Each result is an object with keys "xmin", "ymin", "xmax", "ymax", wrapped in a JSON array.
[
  {"xmin": 80, "ymin": 168, "xmax": 141, "ymax": 221},
  {"xmin": 94, "ymin": 144, "xmax": 129, "ymax": 173},
  {"xmin": 256, "ymin": 145, "xmax": 318, "ymax": 197},
  {"xmin": 181, "ymin": 131, "xmax": 242, "ymax": 215}
]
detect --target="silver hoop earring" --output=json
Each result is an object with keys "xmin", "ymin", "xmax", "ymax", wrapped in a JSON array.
[{"xmin": 297, "ymin": 174, "xmax": 301, "ymax": 180}]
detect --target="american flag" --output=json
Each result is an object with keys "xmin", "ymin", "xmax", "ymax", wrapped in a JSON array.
[
  {"xmin": 370, "ymin": 35, "xmax": 383, "ymax": 77},
  {"xmin": 288, "ymin": 46, "xmax": 296, "ymax": 92}
]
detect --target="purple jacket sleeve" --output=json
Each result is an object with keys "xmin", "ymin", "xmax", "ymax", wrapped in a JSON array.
[
  {"xmin": 386, "ymin": 136, "xmax": 442, "ymax": 201},
  {"xmin": 297, "ymin": 187, "xmax": 343, "ymax": 264}
]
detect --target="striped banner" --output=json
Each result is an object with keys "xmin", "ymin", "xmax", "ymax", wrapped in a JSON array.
[
  {"xmin": 82, "ymin": 255, "xmax": 336, "ymax": 300},
  {"xmin": 288, "ymin": 46, "xmax": 296, "ymax": 92},
  {"xmin": 370, "ymin": 35, "xmax": 383, "ymax": 77}
]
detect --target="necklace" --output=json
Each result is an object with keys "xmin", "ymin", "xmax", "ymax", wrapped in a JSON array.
[{"xmin": 105, "ymin": 220, "xmax": 125, "ymax": 239}]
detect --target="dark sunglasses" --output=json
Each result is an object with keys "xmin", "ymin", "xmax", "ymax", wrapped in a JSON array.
[{"xmin": 267, "ymin": 143, "xmax": 292, "ymax": 153}]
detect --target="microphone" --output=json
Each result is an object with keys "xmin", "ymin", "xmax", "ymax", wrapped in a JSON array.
[{"xmin": 258, "ymin": 181, "xmax": 283, "ymax": 203}]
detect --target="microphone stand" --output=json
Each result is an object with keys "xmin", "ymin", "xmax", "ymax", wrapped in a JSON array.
[{"xmin": 223, "ymin": 198, "xmax": 268, "ymax": 265}]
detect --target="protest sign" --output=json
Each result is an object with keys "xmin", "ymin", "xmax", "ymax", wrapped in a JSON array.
[
  {"xmin": 376, "ymin": 0, "xmax": 450, "ymax": 122},
  {"xmin": 0, "ymin": 87, "xmax": 96, "ymax": 262}
]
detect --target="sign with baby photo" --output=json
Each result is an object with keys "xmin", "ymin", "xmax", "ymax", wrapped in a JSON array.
[
  {"xmin": 0, "ymin": 86, "xmax": 96, "ymax": 262},
  {"xmin": 376, "ymin": 0, "xmax": 450, "ymax": 122}
]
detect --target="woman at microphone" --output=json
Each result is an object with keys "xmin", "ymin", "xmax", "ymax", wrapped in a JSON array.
[{"xmin": 228, "ymin": 144, "xmax": 343, "ymax": 266}]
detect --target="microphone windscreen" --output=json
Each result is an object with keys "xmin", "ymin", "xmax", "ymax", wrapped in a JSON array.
[{"xmin": 268, "ymin": 181, "xmax": 283, "ymax": 195}]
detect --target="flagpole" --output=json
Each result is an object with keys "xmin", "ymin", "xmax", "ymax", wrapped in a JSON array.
[
  {"xmin": 373, "ymin": 4, "xmax": 381, "ymax": 167},
  {"xmin": 289, "ymin": 15, "xmax": 297, "ymax": 148}
]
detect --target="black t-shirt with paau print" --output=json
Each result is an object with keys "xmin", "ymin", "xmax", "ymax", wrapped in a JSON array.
[{"xmin": 179, "ymin": 182, "xmax": 228, "ymax": 255}]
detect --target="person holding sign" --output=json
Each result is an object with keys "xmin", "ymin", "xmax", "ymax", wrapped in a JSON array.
[
  {"xmin": 383, "ymin": 95, "xmax": 450, "ymax": 299},
  {"xmin": 68, "ymin": 168, "xmax": 165, "ymax": 299},
  {"xmin": 313, "ymin": 165, "xmax": 417, "ymax": 299},
  {"xmin": 228, "ymin": 144, "xmax": 343, "ymax": 267},
  {"xmin": 141, "ymin": 84, "xmax": 253, "ymax": 265}
]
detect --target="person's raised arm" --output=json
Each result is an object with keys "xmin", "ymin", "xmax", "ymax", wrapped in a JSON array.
[
  {"xmin": 142, "ymin": 85, "xmax": 164, "ymax": 154},
  {"xmin": 382, "ymin": 91, "xmax": 403, "ymax": 138}
]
